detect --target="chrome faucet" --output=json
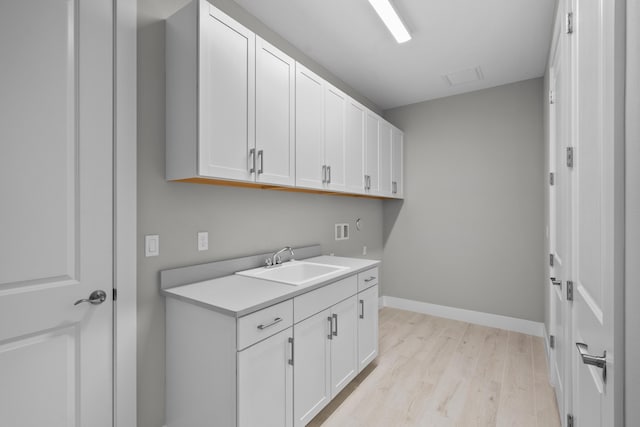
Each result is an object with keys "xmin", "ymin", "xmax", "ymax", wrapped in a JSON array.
[{"xmin": 266, "ymin": 246, "xmax": 295, "ymax": 267}]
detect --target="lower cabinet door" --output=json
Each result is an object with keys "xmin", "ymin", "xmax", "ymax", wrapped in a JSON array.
[
  {"xmin": 357, "ymin": 285, "xmax": 379, "ymax": 371},
  {"xmin": 293, "ymin": 309, "xmax": 331, "ymax": 427},
  {"xmin": 329, "ymin": 296, "xmax": 358, "ymax": 396},
  {"xmin": 238, "ymin": 327, "xmax": 293, "ymax": 427}
]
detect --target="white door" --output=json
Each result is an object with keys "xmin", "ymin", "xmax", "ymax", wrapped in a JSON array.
[
  {"xmin": 199, "ymin": 3, "xmax": 255, "ymax": 181},
  {"xmin": 294, "ymin": 309, "xmax": 331, "ymax": 427},
  {"xmin": 365, "ymin": 112, "xmax": 380, "ymax": 194},
  {"xmin": 345, "ymin": 99, "xmax": 366, "ymax": 194},
  {"xmin": 329, "ymin": 296, "xmax": 358, "ymax": 397},
  {"xmin": 391, "ymin": 128, "xmax": 404, "ymax": 198},
  {"xmin": 549, "ymin": 20, "xmax": 572, "ymax": 420},
  {"xmin": 0, "ymin": 0, "xmax": 113, "ymax": 426},
  {"xmin": 324, "ymin": 85, "xmax": 347, "ymax": 192},
  {"xmin": 378, "ymin": 121, "xmax": 393, "ymax": 197},
  {"xmin": 255, "ymin": 36, "xmax": 295, "ymax": 186},
  {"xmin": 238, "ymin": 328, "xmax": 293, "ymax": 427},
  {"xmin": 570, "ymin": 0, "xmax": 622, "ymax": 425},
  {"xmin": 357, "ymin": 285, "xmax": 379, "ymax": 372},
  {"xmin": 295, "ymin": 64, "xmax": 325, "ymax": 190}
]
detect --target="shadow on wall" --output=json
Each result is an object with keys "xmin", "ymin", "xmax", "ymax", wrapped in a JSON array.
[{"xmin": 382, "ymin": 199, "xmax": 403, "ymax": 246}]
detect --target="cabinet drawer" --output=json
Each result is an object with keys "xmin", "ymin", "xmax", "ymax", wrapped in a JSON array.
[
  {"xmin": 357, "ymin": 267, "xmax": 378, "ymax": 292},
  {"xmin": 237, "ymin": 300, "xmax": 293, "ymax": 350},
  {"xmin": 294, "ymin": 275, "xmax": 357, "ymax": 323}
]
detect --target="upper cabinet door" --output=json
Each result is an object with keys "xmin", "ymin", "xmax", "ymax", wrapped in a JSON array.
[
  {"xmin": 365, "ymin": 112, "xmax": 379, "ymax": 194},
  {"xmin": 345, "ymin": 99, "xmax": 365, "ymax": 194},
  {"xmin": 199, "ymin": 3, "xmax": 255, "ymax": 180},
  {"xmin": 295, "ymin": 64, "xmax": 325, "ymax": 190},
  {"xmin": 324, "ymin": 85, "xmax": 347, "ymax": 192},
  {"xmin": 378, "ymin": 120, "xmax": 393, "ymax": 197},
  {"xmin": 255, "ymin": 37, "xmax": 295, "ymax": 186},
  {"xmin": 391, "ymin": 127, "xmax": 404, "ymax": 198}
]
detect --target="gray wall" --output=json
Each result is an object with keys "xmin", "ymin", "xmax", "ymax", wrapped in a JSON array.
[
  {"xmin": 382, "ymin": 79, "xmax": 545, "ymax": 322},
  {"xmin": 138, "ymin": 1, "xmax": 383, "ymax": 426}
]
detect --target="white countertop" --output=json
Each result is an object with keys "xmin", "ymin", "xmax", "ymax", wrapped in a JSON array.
[{"xmin": 162, "ymin": 255, "xmax": 380, "ymax": 317}]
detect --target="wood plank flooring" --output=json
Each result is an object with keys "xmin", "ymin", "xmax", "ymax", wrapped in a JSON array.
[{"xmin": 308, "ymin": 307, "xmax": 560, "ymax": 427}]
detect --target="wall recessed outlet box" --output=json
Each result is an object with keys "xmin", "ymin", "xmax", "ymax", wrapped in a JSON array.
[
  {"xmin": 335, "ymin": 223, "xmax": 349, "ymax": 240},
  {"xmin": 197, "ymin": 231, "xmax": 208, "ymax": 251},
  {"xmin": 145, "ymin": 235, "xmax": 159, "ymax": 257}
]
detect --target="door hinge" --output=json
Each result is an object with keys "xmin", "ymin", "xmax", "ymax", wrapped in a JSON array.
[
  {"xmin": 566, "ymin": 280, "xmax": 574, "ymax": 301},
  {"xmin": 549, "ymin": 334, "xmax": 555, "ymax": 349},
  {"xmin": 550, "ymin": 253, "xmax": 555, "ymax": 267},
  {"xmin": 566, "ymin": 147, "xmax": 574, "ymax": 168},
  {"xmin": 550, "ymin": 172, "xmax": 555, "ymax": 185},
  {"xmin": 565, "ymin": 12, "xmax": 574, "ymax": 34},
  {"xmin": 567, "ymin": 413, "xmax": 575, "ymax": 427},
  {"xmin": 549, "ymin": 90, "xmax": 554, "ymax": 104},
  {"xmin": 113, "ymin": 288, "xmax": 118, "ymax": 301}
]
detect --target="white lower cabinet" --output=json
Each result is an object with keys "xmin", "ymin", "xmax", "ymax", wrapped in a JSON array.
[
  {"xmin": 166, "ymin": 268, "xmax": 378, "ymax": 427},
  {"xmin": 238, "ymin": 327, "xmax": 293, "ymax": 427},
  {"xmin": 357, "ymin": 284, "xmax": 379, "ymax": 371}
]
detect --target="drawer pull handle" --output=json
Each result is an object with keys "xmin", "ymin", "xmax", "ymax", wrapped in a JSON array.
[
  {"xmin": 257, "ymin": 317, "xmax": 282, "ymax": 330},
  {"xmin": 364, "ymin": 276, "xmax": 376, "ymax": 282}
]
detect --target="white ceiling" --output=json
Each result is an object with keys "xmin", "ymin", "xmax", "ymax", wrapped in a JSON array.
[{"xmin": 233, "ymin": 0, "xmax": 557, "ymax": 110}]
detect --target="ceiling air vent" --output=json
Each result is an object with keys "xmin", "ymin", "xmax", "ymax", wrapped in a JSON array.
[{"xmin": 443, "ymin": 66, "xmax": 484, "ymax": 86}]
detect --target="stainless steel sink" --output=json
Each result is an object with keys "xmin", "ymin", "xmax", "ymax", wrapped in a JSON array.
[{"xmin": 236, "ymin": 261, "xmax": 348, "ymax": 286}]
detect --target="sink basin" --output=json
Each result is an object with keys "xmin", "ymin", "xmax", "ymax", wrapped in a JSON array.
[{"xmin": 236, "ymin": 261, "xmax": 348, "ymax": 286}]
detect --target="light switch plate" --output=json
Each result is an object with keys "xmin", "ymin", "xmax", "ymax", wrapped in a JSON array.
[
  {"xmin": 197, "ymin": 231, "xmax": 209, "ymax": 251},
  {"xmin": 145, "ymin": 235, "xmax": 159, "ymax": 257},
  {"xmin": 335, "ymin": 223, "xmax": 349, "ymax": 241}
]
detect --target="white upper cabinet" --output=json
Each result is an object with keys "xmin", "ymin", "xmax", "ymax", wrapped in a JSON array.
[
  {"xmin": 166, "ymin": 0, "xmax": 404, "ymax": 198},
  {"xmin": 365, "ymin": 112, "xmax": 380, "ymax": 195},
  {"xmin": 199, "ymin": 3, "xmax": 255, "ymax": 181},
  {"xmin": 255, "ymin": 36, "xmax": 295, "ymax": 186},
  {"xmin": 391, "ymin": 126, "xmax": 404, "ymax": 198},
  {"xmin": 295, "ymin": 64, "xmax": 348, "ymax": 192},
  {"xmin": 295, "ymin": 64, "xmax": 325, "ymax": 190},
  {"xmin": 323, "ymin": 85, "xmax": 347, "ymax": 192},
  {"xmin": 345, "ymin": 99, "xmax": 366, "ymax": 194},
  {"xmin": 378, "ymin": 120, "xmax": 393, "ymax": 197}
]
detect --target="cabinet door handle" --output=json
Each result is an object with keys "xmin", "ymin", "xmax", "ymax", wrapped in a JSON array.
[
  {"xmin": 257, "ymin": 317, "xmax": 282, "ymax": 330},
  {"xmin": 550, "ymin": 277, "xmax": 562, "ymax": 287},
  {"xmin": 392, "ymin": 181, "xmax": 397, "ymax": 194},
  {"xmin": 322, "ymin": 165, "xmax": 327, "ymax": 183},
  {"xmin": 288, "ymin": 337, "xmax": 294, "ymax": 366},
  {"xmin": 327, "ymin": 166, "xmax": 331, "ymax": 183},
  {"xmin": 327, "ymin": 316, "xmax": 333, "ymax": 340},
  {"xmin": 332, "ymin": 313, "xmax": 338, "ymax": 337},
  {"xmin": 360, "ymin": 299, "xmax": 364, "ymax": 319},
  {"xmin": 364, "ymin": 276, "xmax": 376, "ymax": 282},
  {"xmin": 249, "ymin": 148, "xmax": 256, "ymax": 174},
  {"xmin": 257, "ymin": 150, "xmax": 264, "ymax": 174}
]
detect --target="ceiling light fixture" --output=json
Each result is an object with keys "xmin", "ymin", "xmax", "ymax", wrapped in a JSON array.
[{"xmin": 367, "ymin": 0, "xmax": 411, "ymax": 43}]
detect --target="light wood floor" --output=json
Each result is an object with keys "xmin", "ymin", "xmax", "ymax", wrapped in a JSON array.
[{"xmin": 308, "ymin": 307, "xmax": 560, "ymax": 427}]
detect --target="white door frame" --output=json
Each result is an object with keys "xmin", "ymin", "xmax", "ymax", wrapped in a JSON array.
[
  {"xmin": 114, "ymin": 0, "xmax": 137, "ymax": 425},
  {"xmin": 626, "ymin": 0, "xmax": 639, "ymax": 423}
]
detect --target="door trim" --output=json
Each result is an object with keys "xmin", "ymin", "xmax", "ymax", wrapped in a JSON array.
[{"xmin": 114, "ymin": 0, "xmax": 137, "ymax": 425}]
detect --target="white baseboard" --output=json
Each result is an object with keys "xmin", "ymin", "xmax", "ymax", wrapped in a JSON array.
[{"xmin": 380, "ymin": 296, "xmax": 544, "ymax": 337}]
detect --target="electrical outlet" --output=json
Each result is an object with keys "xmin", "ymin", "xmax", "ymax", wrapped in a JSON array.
[
  {"xmin": 335, "ymin": 223, "xmax": 349, "ymax": 240},
  {"xmin": 145, "ymin": 235, "xmax": 159, "ymax": 257},
  {"xmin": 197, "ymin": 231, "xmax": 208, "ymax": 251}
]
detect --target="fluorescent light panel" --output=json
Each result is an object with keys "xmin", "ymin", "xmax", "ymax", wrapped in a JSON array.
[{"xmin": 368, "ymin": 0, "xmax": 411, "ymax": 43}]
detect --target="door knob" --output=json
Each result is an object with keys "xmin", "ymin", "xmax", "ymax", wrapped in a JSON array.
[
  {"xmin": 576, "ymin": 342, "xmax": 607, "ymax": 382},
  {"xmin": 74, "ymin": 290, "xmax": 107, "ymax": 306}
]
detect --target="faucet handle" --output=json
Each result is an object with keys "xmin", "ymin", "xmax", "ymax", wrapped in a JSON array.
[
  {"xmin": 275, "ymin": 255, "xmax": 282, "ymax": 265},
  {"xmin": 265, "ymin": 258, "xmax": 273, "ymax": 267}
]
